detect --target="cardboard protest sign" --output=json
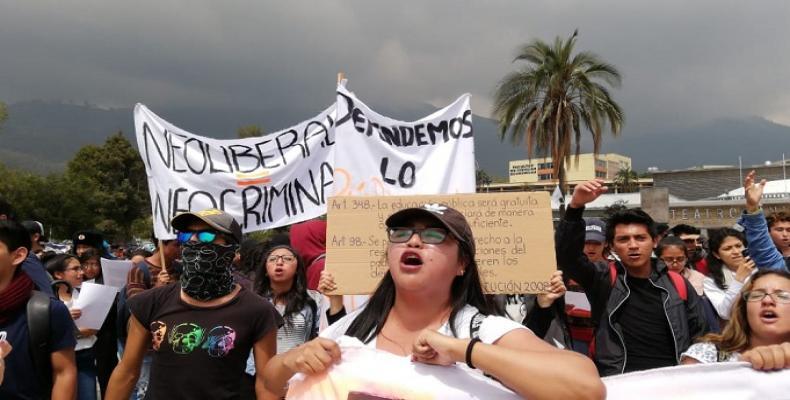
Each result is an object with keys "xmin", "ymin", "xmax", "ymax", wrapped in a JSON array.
[
  {"xmin": 325, "ymin": 192, "xmax": 555, "ymax": 294},
  {"xmin": 332, "ymin": 84, "xmax": 476, "ymax": 196}
]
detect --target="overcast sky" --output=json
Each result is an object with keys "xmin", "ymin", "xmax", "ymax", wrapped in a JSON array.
[{"xmin": 2, "ymin": 0, "xmax": 790, "ymax": 137}]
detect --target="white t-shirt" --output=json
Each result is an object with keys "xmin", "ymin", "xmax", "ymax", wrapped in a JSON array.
[
  {"xmin": 287, "ymin": 304, "xmax": 527, "ymax": 400},
  {"xmin": 320, "ymin": 304, "xmax": 527, "ymax": 346}
]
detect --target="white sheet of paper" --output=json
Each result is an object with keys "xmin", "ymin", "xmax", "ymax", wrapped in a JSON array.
[
  {"xmin": 100, "ymin": 258, "xmax": 133, "ymax": 290},
  {"xmin": 73, "ymin": 282, "xmax": 118, "ymax": 330},
  {"xmin": 565, "ymin": 291, "xmax": 591, "ymax": 311}
]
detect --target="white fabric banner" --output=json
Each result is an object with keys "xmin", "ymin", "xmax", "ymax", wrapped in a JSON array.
[
  {"xmin": 134, "ymin": 104, "xmax": 337, "ymax": 239},
  {"xmin": 287, "ymin": 337, "xmax": 519, "ymax": 399},
  {"xmin": 332, "ymin": 84, "xmax": 476, "ymax": 196},
  {"xmin": 286, "ymin": 341, "xmax": 790, "ymax": 400},
  {"xmin": 135, "ymin": 85, "xmax": 477, "ymax": 239},
  {"xmin": 603, "ymin": 362, "xmax": 790, "ymax": 399}
]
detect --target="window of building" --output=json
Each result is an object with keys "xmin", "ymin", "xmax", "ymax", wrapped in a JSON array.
[{"xmin": 538, "ymin": 173, "xmax": 553, "ymax": 180}]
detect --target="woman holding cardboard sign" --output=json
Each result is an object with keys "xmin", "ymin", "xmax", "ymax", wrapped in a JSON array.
[{"xmin": 263, "ymin": 203, "xmax": 604, "ymax": 400}]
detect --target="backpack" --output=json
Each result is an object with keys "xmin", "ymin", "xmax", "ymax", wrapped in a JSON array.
[
  {"xmin": 588, "ymin": 262, "xmax": 688, "ymax": 359},
  {"xmin": 116, "ymin": 262, "xmax": 151, "ymax": 341},
  {"xmin": 27, "ymin": 290, "xmax": 52, "ymax": 400}
]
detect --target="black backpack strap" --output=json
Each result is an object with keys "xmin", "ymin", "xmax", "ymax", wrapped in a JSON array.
[
  {"xmin": 27, "ymin": 290, "xmax": 53, "ymax": 399},
  {"xmin": 469, "ymin": 312, "xmax": 485, "ymax": 339}
]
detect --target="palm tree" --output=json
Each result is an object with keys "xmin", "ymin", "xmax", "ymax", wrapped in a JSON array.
[
  {"xmin": 493, "ymin": 30, "xmax": 624, "ymax": 199},
  {"xmin": 614, "ymin": 167, "xmax": 639, "ymax": 193}
]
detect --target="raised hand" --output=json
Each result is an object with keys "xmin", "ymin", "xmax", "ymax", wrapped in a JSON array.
[
  {"xmin": 317, "ymin": 270, "xmax": 337, "ymax": 295},
  {"xmin": 283, "ymin": 337, "xmax": 341, "ymax": 375},
  {"xmin": 734, "ymin": 257, "xmax": 756, "ymax": 283},
  {"xmin": 743, "ymin": 170, "xmax": 767, "ymax": 212},
  {"xmin": 69, "ymin": 308, "xmax": 82, "ymax": 320},
  {"xmin": 537, "ymin": 270, "xmax": 566, "ymax": 308},
  {"xmin": 569, "ymin": 179, "xmax": 608, "ymax": 209},
  {"xmin": 318, "ymin": 269, "xmax": 345, "ymax": 316}
]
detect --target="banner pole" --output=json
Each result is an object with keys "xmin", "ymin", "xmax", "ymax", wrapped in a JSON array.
[{"xmin": 158, "ymin": 240, "xmax": 167, "ymax": 281}]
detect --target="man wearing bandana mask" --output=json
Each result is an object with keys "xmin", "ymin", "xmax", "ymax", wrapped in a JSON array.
[{"xmin": 106, "ymin": 209, "xmax": 282, "ymax": 400}]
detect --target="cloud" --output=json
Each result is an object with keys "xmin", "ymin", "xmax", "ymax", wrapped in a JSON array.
[{"xmin": 1, "ymin": 0, "xmax": 789, "ymax": 139}]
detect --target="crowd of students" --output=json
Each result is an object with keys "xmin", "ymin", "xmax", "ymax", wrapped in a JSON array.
[{"xmin": 0, "ymin": 170, "xmax": 788, "ymax": 399}]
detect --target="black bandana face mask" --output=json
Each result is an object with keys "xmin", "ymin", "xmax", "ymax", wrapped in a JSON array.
[{"xmin": 179, "ymin": 241, "xmax": 238, "ymax": 301}]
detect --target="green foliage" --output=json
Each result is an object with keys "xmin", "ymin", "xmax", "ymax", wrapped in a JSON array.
[
  {"xmin": 0, "ymin": 101, "xmax": 7, "ymax": 131},
  {"xmin": 476, "ymin": 168, "xmax": 493, "ymax": 187},
  {"xmin": 604, "ymin": 200, "xmax": 629, "ymax": 221},
  {"xmin": 238, "ymin": 124, "xmax": 265, "ymax": 139},
  {"xmin": 614, "ymin": 167, "xmax": 639, "ymax": 193},
  {"xmin": 65, "ymin": 132, "xmax": 149, "ymax": 240},
  {"xmin": 493, "ymin": 30, "xmax": 624, "ymax": 194},
  {"xmin": 0, "ymin": 133, "xmax": 150, "ymax": 242}
]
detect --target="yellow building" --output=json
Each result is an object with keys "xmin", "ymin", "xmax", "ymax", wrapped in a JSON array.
[{"xmin": 508, "ymin": 153, "xmax": 632, "ymax": 184}]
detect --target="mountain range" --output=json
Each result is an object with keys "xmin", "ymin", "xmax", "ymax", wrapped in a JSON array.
[{"xmin": 1, "ymin": 101, "xmax": 789, "ymax": 178}]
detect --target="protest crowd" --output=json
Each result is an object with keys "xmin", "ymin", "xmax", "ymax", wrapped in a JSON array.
[
  {"xmin": 1, "ymin": 89, "xmax": 789, "ymax": 399},
  {"xmin": 1, "ymin": 168, "xmax": 788, "ymax": 399}
]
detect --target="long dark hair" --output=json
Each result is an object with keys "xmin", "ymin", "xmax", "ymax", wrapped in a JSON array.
[
  {"xmin": 253, "ymin": 245, "xmax": 316, "ymax": 328},
  {"xmin": 705, "ymin": 228, "xmax": 747, "ymax": 290},
  {"xmin": 43, "ymin": 253, "xmax": 79, "ymax": 279},
  {"xmin": 345, "ymin": 237, "xmax": 494, "ymax": 344}
]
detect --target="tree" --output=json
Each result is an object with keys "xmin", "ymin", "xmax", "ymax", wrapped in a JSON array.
[
  {"xmin": 603, "ymin": 200, "xmax": 629, "ymax": 221},
  {"xmin": 492, "ymin": 30, "xmax": 624, "ymax": 200},
  {"xmin": 66, "ymin": 132, "xmax": 150, "ymax": 241},
  {"xmin": 613, "ymin": 167, "xmax": 639, "ymax": 193},
  {"xmin": 238, "ymin": 125, "xmax": 264, "ymax": 139},
  {"xmin": 476, "ymin": 168, "xmax": 493, "ymax": 191},
  {"xmin": 0, "ymin": 101, "xmax": 7, "ymax": 131}
]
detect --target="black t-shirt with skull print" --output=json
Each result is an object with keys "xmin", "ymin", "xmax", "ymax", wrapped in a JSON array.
[{"xmin": 129, "ymin": 283, "xmax": 281, "ymax": 399}]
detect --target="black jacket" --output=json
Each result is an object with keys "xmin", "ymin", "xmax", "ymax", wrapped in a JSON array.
[{"xmin": 556, "ymin": 206, "xmax": 709, "ymax": 376}]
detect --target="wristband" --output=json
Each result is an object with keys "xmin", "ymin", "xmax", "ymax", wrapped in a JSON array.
[{"xmin": 465, "ymin": 337, "xmax": 482, "ymax": 369}]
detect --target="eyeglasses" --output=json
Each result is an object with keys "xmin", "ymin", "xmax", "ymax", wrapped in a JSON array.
[
  {"xmin": 660, "ymin": 257, "xmax": 687, "ymax": 265},
  {"xmin": 387, "ymin": 227, "xmax": 449, "ymax": 244},
  {"xmin": 743, "ymin": 290, "xmax": 790, "ymax": 304},
  {"xmin": 176, "ymin": 230, "xmax": 219, "ymax": 244},
  {"xmin": 267, "ymin": 255, "xmax": 296, "ymax": 263},
  {"xmin": 681, "ymin": 238, "xmax": 702, "ymax": 245},
  {"xmin": 66, "ymin": 266, "xmax": 83, "ymax": 273}
]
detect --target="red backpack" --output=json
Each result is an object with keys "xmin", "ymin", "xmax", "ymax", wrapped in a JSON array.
[{"xmin": 587, "ymin": 261, "xmax": 687, "ymax": 359}]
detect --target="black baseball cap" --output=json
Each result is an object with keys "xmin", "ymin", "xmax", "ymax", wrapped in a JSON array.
[{"xmin": 171, "ymin": 208, "xmax": 243, "ymax": 243}]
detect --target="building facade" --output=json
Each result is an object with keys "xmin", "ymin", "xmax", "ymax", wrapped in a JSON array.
[
  {"xmin": 652, "ymin": 162, "xmax": 790, "ymax": 200},
  {"xmin": 508, "ymin": 153, "xmax": 631, "ymax": 184}
]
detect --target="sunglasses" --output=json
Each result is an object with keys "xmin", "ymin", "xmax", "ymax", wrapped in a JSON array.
[
  {"xmin": 387, "ymin": 227, "xmax": 449, "ymax": 244},
  {"xmin": 177, "ymin": 230, "xmax": 220, "ymax": 244}
]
